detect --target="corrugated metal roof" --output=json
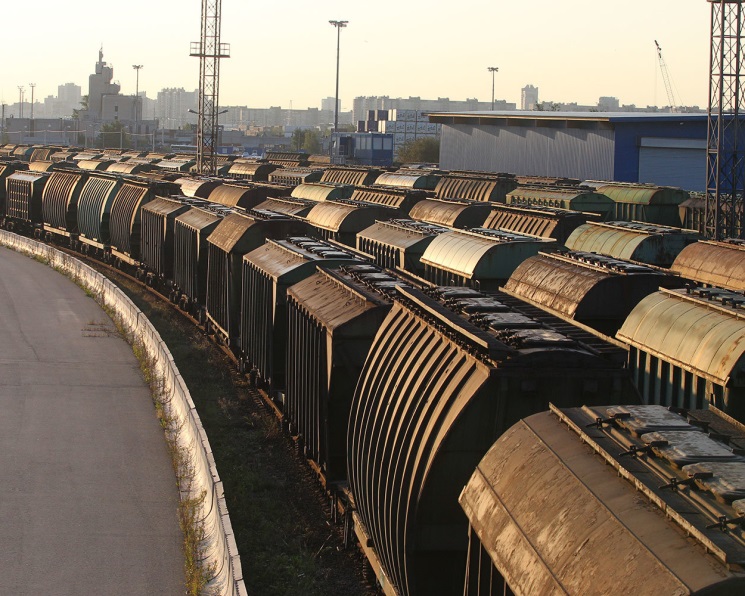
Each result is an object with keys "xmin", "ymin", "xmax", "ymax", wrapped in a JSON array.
[
  {"xmin": 421, "ymin": 231, "xmax": 505, "ymax": 278},
  {"xmin": 175, "ymin": 205, "xmax": 222, "ymax": 231},
  {"xmin": 306, "ymin": 201, "xmax": 397, "ymax": 233},
  {"xmin": 617, "ymin": 289, "xmax": 745, "ymax": 385},
  {"xmin": 206, "ymin": 212, "xmax": 258, "ymax": 252},
  {"xmin": 596, "ymin": 184, "xmax": 689, "ymax": 206},
  {"xmin": 244, "ymin": 238, "xmax": 354, "ymax": 280},
  {"xmin": 409, "ymin": 198, "xmax": 490, "ymax": 228},
  {"xmin": 291, "ymin": 183, "xmax": 352, "ymax": 202},
  {"xmin": 671, "ymin": 240, "xmax": 745, "ymax": 291},
  {"xmin": 357, "ymin": 220, "xmax": 442, "ymax": 250},
  {"xmin": 142, "ymin": 196, "xmax": 189, "ymax": 217}
]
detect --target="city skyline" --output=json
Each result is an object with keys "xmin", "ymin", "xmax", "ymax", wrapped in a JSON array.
[{"xmin": 2, "ymin": 0, "xmax": 708, "ymax": 112}]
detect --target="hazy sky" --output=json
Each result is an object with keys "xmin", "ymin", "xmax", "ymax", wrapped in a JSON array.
[{"xmin": 2, "ymin": 0, "xmax": 710, "ymax": 111}]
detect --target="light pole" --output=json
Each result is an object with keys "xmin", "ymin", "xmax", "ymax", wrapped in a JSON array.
[
  {"xmin": 329, "ymin": 19, "xmax": 348, "ymax": 153},
  {"xmin": 487, "ymin": 67, "xmax": 498, "ymax": 110},
  {"xmin": 18, "ymin": 86, "xmax": 24, "ymax": 119},
  {"xmin": 29, "ymin": 83, "xmax": 35, "ymax": 137},
  {"xmin": 133, "ymin": 65, "xmax": 143, "ymax": 147}
]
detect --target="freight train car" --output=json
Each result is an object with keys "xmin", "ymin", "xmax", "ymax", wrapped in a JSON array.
[
  {"xmin": 268, "ymin": 167, "xmax": 324, "ymax": 186},
  {"xmin": 420, "ymin": 228, "xmax": 557, "ymax": 290},
  {"xmin": 670, "ymin": 239, "xmax": 745, "ymax": 291},
  {"xmin": 460, "ymin": 404, "xmax": 745, "ymax": 596},
  {"xmin": 592, "ymin": 182, "xmax": 690, "ymax": 226},
  {"xmin": 175, "ymin": 177, "xmax": 223, "ymax": 199},
  {"xmin": 290, "ymin": 182, "xmax": 354, "ymax": 203},
  {"xmin": 319, "ymin": 166, "xmax": 381, "ymax": 186},
  {"xmin": 207, "ymin": 182, "xmax": 292, "ymax": 210},
  {"xmin": 481, "ymin": 202, "xmax": 599, "ymax": 243},
  {"xmin": 502, "ymin": 250, "xmax": 684, "ymax": 335},
  {"xmin": 347, "ymin": 284, "xmax": 640, "ymax": 596},
  {"xmin": 239, "ymin": 237, "xmax": 359, "ymax": 395},
  {"xmin": 0, "ymin": 161, "xmax": 29, "ymax": 215},
  {"xmin": 356, "ymin": 218, "xmax": 447, "ymax": 274},
  {"xmin": 285, "ymin": 266, "xmax": 394, "ymax": 481},
  {"xmin": 3, "ymin": 170, "xmax": 49, "ymax": 233},
  {"xmin": 505, "ymin": 185, "xmax": 614, "ymax": 219},
  {"xmin": 303, "ymin": 199, "xmax": 401, "ymax": 246},
  {"xmin": 374, "ymin": 170, "xmax": 441, "ymax": 190},
  {"xmin": 564, "ymin": 220, "xmax": 701, "ymax": 267},
  {"xmin": 204, "ymin": 211, "xmax": 307, "ymax": 346},
  {"xmin": 617, "ymin": 286, "xmax": 745, "ymax": 419},
  {"xmin": 408, "ymin": 197, "xmax": 491, "ymax": 229},
  {"xmin": 252, "ymin": 196, "xmax": 316, "ymax": 218},
  {"xmin": 434, "ymin": 173, "xmax": 516, "ymax": 203},
  {"xmin": 349, "ymin": 186, "xmax": 426, "ymax": 214},
  {"xmin": 225, "ymin": 161, "xmax": 278, "ymax": 181},
  {"xmin": 40, "ymin": 169, "xmax": 89, "ymax": 242}
]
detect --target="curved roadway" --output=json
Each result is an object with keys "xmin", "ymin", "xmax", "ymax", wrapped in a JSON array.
[{"xmin": 0, "ymin": 247, "xmax": 184, "ymax": 594}]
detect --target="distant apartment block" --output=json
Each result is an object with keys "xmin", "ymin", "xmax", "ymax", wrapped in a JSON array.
[
  {"xmin": 521, "ymin": 85, "xmax": 539, "ymax": 111},
  {"xmin": 156, "ymin": 88, "xmax": 198, "ymax": 129},
  {"xmin": 352, "ymin": 96, "xmax": 516, "ymax": 122}
]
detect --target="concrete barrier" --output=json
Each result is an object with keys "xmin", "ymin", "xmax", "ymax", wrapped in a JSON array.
[{"xmin": 0, "ymin": 231, "xmax": 247, "ymax": 596}]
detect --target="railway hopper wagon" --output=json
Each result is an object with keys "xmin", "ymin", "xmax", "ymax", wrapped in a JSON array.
[
  {"xmin": 175, "ymin": 177, "xmax": 223, "ymax": 199},
  {"xmin": 461, "ymin": 404, "xmax": 745, "ymax": 596},
  {"xmin": 502, "ymin": 250, "xmax": 685, "ymax": 336},
  {"xmin": 252, "ymin": 196, "xmax": 316, "ymax": 218},
  {"xmin": 348, "ymin": 186, "xmax": 427, "ymax": 214},
  {"xmin": 670, "ymin": 239, "xmax": 745, "ymax": 291},
  {"xmin": 268, "ymin": 167, "xmax": 325, "ymax": 186},
  {"xmin": 319, "ymin": 166, "xmax": 382, "ymax": 186},
  {"xmin": 40, "ymin": 169, "xmax": 90, "ymax": 242},
  {"xmin": 564, "ymin": 220, "xmax": 701, "ymax": 267},
  {"xmin": 207, "ymin": 182, "xmax": 292, "ymax": 210},
  {"xmin": 481, "ymin": 202, "xmax": 600, "ymax": 244},
  {"xmin": 617, "ymin": 286, "xmax": 745, "ymax": 420},
  {"xmin": 420, "ymin": 227, "xmax": 557, "ymax": 290},
  {"xmin": 434, "ymin": 173, "xmax": 516, "ymax": 203},
  {"xmin": 374, "ymin": 170, "xmax": 441, "ymax": 191},
  {"xmin": 204, "ymin": 211, "xmax": 308, "ymax": 347},
  {"xmin": 240, "ymin": 237, "xmax": 360, "ymax": 396},
  {"xmin": 225, "ymin": 161, "xmax": 279, "ymax": 181},
  {"xmin": 357, "ymin": 218, "xmax": 448, "ymax": 274},
  {"xmin": 506, "ymin": 185, "xmax": 614, "ymax": 219},
  {"xmin": 290, "ymin": 182, "xmax": 354, "ymax": 203},
  {"xmin": 593, "ymin": 182, "xmax": 690, "ymax": 226},
  {"xmin": 347, "ymin": 284, "xmax": 640, "ymax": 596},
  {"xmin": 3, "ymin": 170, "xmax": 49, "ymax": 233},
  {"xmin": 0, "ymin": 161, "xmax": 29, "ymax": 214},
  {"xmin": 285, "ymin": 265, "xmax": 395, "ymax": 481},
  {"xmin": 304, "ymin": 199, "xmax": 401, "ymax": 247},
  {"xmin": 408, "ymin": 197, "xmax": 491, "ymax": 229}
]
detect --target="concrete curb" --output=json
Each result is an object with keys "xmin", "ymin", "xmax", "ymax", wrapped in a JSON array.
[{"xmin": 0, "ymin": 231, "xmax": 247, "ymax": 596}]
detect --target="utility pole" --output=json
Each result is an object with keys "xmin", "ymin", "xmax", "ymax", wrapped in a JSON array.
[
  {"xmin": 329, "ymin": 20, "xmax": 348, "ymax": 159},
  {"xmin": 18, "ymin": 86, "xmax": 24, "ymax": 119},
  {"xmin": 29, "ymin": 83, "xmax": 35, "ymax": 137},
  {"xmin": 488, "ymin": 67, "xmax": 498, "ymax": 110},
  {"xmin": 132, "ymin": 65, "xmax": 143, "ymax": 149},
  {"xmin": 190, "ymin": 0, "xmax": 230, "ymax": 175}
]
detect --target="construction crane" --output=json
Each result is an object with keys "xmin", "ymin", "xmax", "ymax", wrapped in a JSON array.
[
  {"xmin": 655, "ymin": 40, "xmax": 678, "ymax": 113},
  {"xmin": 190, "ymin": 0, "xmax": 230, "ymax": 175}
]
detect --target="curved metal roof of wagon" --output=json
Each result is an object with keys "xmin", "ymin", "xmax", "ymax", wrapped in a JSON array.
[
  {"xmin": 245, "ymin": 239, "xmax": 356, "ymax": 284},
  {"xmin": 305, "ymin": 201, "xmax": 399, "ymax": 233},
  {"xmin": 41, "ymin": 170, "xmax": 89, "ymax": 229},
  {"xmin": 357, "ymin": 219, "xmax": 446, "ymax": 250},
  {"xmin": 174, "ymin": 203, "xmax": 223, "ymax": 232},
  {"xmin": 155, "ymin": 158, "xmax": 195, "ymax": 172},
  {"xmin": 226, "ymin": 161, "xmax": 278, "ymax": 179},
  {"xmin": 105, "ymin": 162, "xmax": 153, "ymax": 175},
  {"xmin": 482, "ymin": 202, "xmax": 596, "ymax": 240},
  {"xmin": 206, "ymin": 212, "xmax": 266, "ymax": 253},
  {"xmin": 374, "ymin": 171, "xmax": 440, "ymax": 190},
  {"xmin": 287, "ymin": 268, "xmax": 388, "ymax": 331},
  {"xmin": 174, "ymin": 177, "xmax": 222, "ymax": 199},
  {"xmin": 594, "ymin": 182, "xmax": 690, "ymax": 205},
  {"xmin": 460, "ymin": 408, "xmax": 745, "ymax": 596},
  {"xmin": 141, "ymin": 196, "xmax": 191, "ymax": 217},
  {"xmin": 617, "ymin": 288, "xmax": 745, "ymax": 386},
  {"xmin": 253, "ymin": 197, "xmax": 315, "ymax": 218},
  {"xmin": 206, "ymin": 182, "xmax": 287, "ymax": 209},
  {"xmin": 319, "ymin": 167, "xmax": 381, "ymax": 186},
  {"xmin": 564, "ymin": 221, "xmax": 701, "ymax": 265},
  {"xmin": 11, "ymin": 145, "xmax": 36, "ymax": 159},
  {"xmin": 670, "ymin": 240, "xmax": 745, "ymax": 291},
  {"xmin": 434, "ymin": 175, "xmax": 506, "ymax": 202},
  {"xmin": 77, "ymin": 159, "xmax": 116, "ymax": 171},
  {"xmin": 30, "ymin": 147, "xmax": 59, "ymax": 162},
  {"xmin": 503, "ymin": 251, "xmax": 678, "ymax": 321},
  {"xmin": 349, "ymin": 186, "xmax": 425, "ymax": 211},
  {"xmin": 409, "ymin": 197, "xmax": 491, "ymax": 228},
  {"xmin": 28, "ymin": 160, "xmax": 56, "ymax": 173},
  {"xmin": 50, "ymin": 150, "xmax": 79, "ymax": 163},
  {"xmin": 421, "ymin": 230, "xmax": 555, "ymax": 279},
  {"xmin": 267, "ymin": 167, "xmax": 324, "ymax": 185},
  {"xmin": 290, "ymin": 182, "xmax": 354, "ymax": 202}
]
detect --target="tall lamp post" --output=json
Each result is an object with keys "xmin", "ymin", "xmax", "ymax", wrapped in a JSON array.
[
  {"xmin": 329, "ymin": 19, "xmax": 348, "ymax": 156},
  {"xmin": 29, "ymin": 83, "xmax": 35, "ymax": 137},
  {"xmin": 487, "ymin": 66, "xmax": 498, "ymax": 110},
  {"xmin": 132, "ymin": 65, "xmax": 143, "ymax": 147},
  {"xmin": 18, "ymin": 86, "xmax": 24, "ymax": 119}
]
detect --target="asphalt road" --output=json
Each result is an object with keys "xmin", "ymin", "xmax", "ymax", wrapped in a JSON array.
[{"xmin": 0, "ymin": 247, "xmax": 184, "ymax": 594}]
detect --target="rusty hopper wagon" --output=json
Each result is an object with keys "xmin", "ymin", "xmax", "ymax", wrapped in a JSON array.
[
  {"xmin": 3, "ymin": 171, "xmax": 49, "ymax": 233},
  {"xmin": 461, "ymin": 404, "xmax": 745, "ymax": 596},
  {"xmin": 408, "ymin": 197, "xmax": 491, "ymax": 229},
  {"xmin": 156, "ymin": 157, "xmax": 196, "ymax": 173},
  {"xmin": 356, "ymin": 218, "xmax": 448, "ymax": 274},
  {"xmin": 481, "ymin": 202, "xmax": 600, "ymax": 244},
  {"xmin": 49, "ymin": 150, "xmax": 79, "ymax": 163},
  {"xmin": 420, "ymin": 227, "xmax": 557, "ymax": 290},
  {"xmin": 434, "ymin": 173, "xmax": 518, "ymax": 203},
  {"xmin": 0, "ymin": 161, "xmax": 29, "ymax": 214},
  {"xmin": 564, "ymin": 220, "xmax": 701, "ymax": 267},
  {"xmin": 77, "ymin": 159, "xmax": 116, "ymax": 171},
  {"xmin": 172, "ymin": 203, "xmax": 229, "ymax": 318},
  {"xmin": 206, "ymin": 182, "xmax": 292, "ymax": 210},
  {"xmin": 502, "ymin": 251, "xmax": 685, "ymax": 336},
  {"xmin": 670, "ymin": 239, "xmax": 745, "ymax": 292},
  {"xmin": 268, "ymin": 167, "xmax": 325, "ymax": 186},
  {"xmin": 40, "ymin": 169, "xmax": 90, "ymax": 242},
  {"xmin": 304, "ymin": 199, "xmax": 401, "ymax": 247},
  {"xmin": 506, "ymin": 185, "xmax": 614, "ymax": 219},
  {"xmin": 139, "ymin": 196, "xmax": 203, "ymax": 286},
  {"xmin": 225, "ymin": 161, "xmax": 278, "ymax": 181},
  {"xmin": 617, "ymin": 286, "xmax": 745, "ymax": 420},
  {"xmin": 251, "ymin": 197, "xmax": 316, "ymax": 218},
  {"xmin": 175, "ymin": 177, "xmax": 223, "ymax": 199},
  {"xmin": 349, "ymin": 186, "xmax": 427, "ymax": 214},
  {"xmin": 204, "ymin": 211, "xmax": 307, "ymax": 347},
  {"xmin": 284, "ymin": 266, "xmax": 396, "ymax": 481},
  {"xmin": 319, "ymin": 166, "xmax": 382, "ymax": 186},
  {"xmin": 347, "ymin": 284, "xmax": 640, "ymax": 596},
  {"xmin": 240, "ymin": 237, "xmax": 360, "ymax": 396},
  {"xmin": 593, "ymin": 182, "xmax": 690, "ymax": 226},
  {"xmin": 29, "ymin": 147, "xmax": 60, "ymax": 162},
  {"xmin": 106, "ymin": 161, "xmax": 153, "ymax": 175},
  {"xmin": 290, "ymin": 182, "xmax": 354, "ymax": 203},
  {"xmin": 374, "ymin": 170, "xmax": 441, "ymax": 190}
]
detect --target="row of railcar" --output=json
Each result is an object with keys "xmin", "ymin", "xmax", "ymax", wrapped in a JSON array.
[{"xmin": 2, "ymin": 150, "xmax": 744, "ymax": 595}]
